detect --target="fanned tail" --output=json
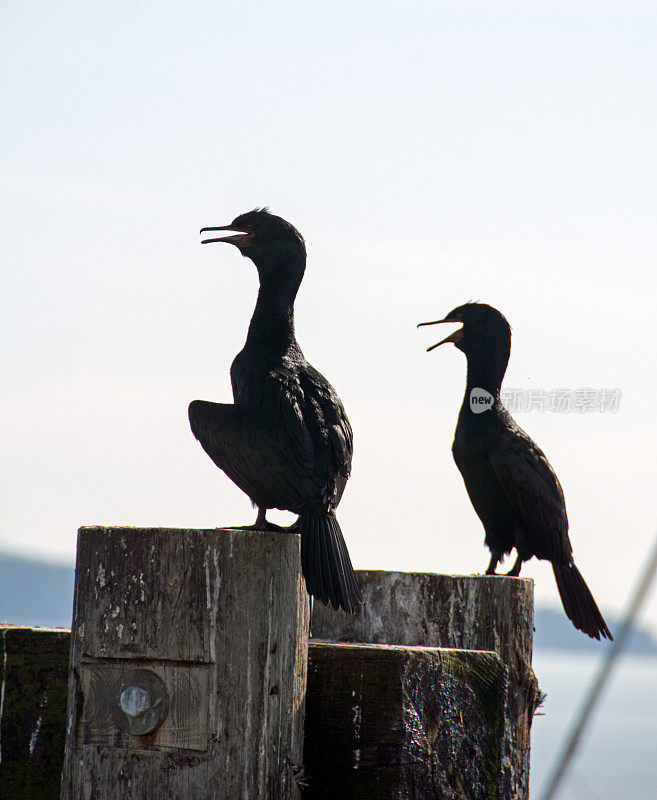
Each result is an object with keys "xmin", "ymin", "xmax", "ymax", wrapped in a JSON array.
[
  {"xmin": 300, "ymin": 509, "xmax": 362, "ymax": 614},
  {"xmin": 553, "ymin": 562, "xmax": 613, "ymax": 641}
]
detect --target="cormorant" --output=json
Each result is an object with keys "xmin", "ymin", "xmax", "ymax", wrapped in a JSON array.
[
  {"xmin": 188, "ymin": 208, "xmax": 361, "ymax": 614},
  {"xmin": 418, "ymin": 302, "xmax": 612, "ymax": 640}
]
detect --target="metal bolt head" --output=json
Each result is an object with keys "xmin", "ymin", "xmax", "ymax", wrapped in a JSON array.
[
  {"xmin": 114, "ymin": 669, "xmax": 168, "ymax": 736},
  {"xmin": 120, "ymin": 685, "xmax": 152, "ymax": 719}
]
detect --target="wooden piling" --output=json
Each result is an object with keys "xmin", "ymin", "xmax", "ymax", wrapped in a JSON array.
[
  {"xmin": 0, "ymin": 626, "xmax": 70, "ymax": 800},
  {"xmin": 60, "ymin": 526, "xmax": 310, "ymax": 800},
  {"xmin": 303, "ymin": 642, "xmax": 507, "ymax": 800},
  {"xmin": 311, "ymin": 571, "xmax": 540, "ymax": 799}
]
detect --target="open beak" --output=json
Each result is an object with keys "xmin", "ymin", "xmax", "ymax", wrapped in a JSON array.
[
  {"xmin": 417, "ymin": 317, "xmax": 464, "ymax": 351},
  {"xmin": 200, "ymin": 224, "xmax": 253, "ymax": 249}
]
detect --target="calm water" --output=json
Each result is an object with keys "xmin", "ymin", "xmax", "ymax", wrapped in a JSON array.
[{"xmin": 530, "ymin": 649, "xmax": 657, "ymax": 800}]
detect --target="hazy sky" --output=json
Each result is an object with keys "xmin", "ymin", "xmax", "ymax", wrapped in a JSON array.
[{"xmin": 2, "ymin": 1, "xmax": 656, "ymax": 631}]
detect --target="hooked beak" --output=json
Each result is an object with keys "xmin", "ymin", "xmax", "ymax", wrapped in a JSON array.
[
  {"xmin": 417, "ymin": 317, "xmax": 464, "ymax": 351},
  {"xmin": 200, "ymin": 224, "xmax": 254, "ymax": 249}
]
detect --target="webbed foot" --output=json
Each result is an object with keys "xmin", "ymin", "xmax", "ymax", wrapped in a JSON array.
[
  {"xmin": 485, "ymin": 550, "xmax": 502, "ymax": 575},
  {"xmin": 226, "ymin": 508, "xmax": 300, "ymax": 533}
]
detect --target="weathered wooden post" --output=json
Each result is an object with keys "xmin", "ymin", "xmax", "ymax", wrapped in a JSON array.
[
  {"xmin": 0, "ymin": 626, "xmax": 70, "ymax": 800},
  {"xmin": 303, "ymin": 642, "xmax": 507, "ymax": 800},
  {"xmin": 311, "ymin": 571, "xmax": 540, "ymax": 799},
  {"xmin": 60, "ymin": 526, "xmax": 309, "ymax": 800}
]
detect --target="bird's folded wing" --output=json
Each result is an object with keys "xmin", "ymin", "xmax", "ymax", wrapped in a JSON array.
[
  {"xmin": 297, "ymin": 366, "xmax": 353, "ymax": 502},
  {"xmin": 266, "ymin": 371, "xmax": 316, "ymax": 478},
  {"xmin": 487, "ymin": 424, "xmax": 570, "ymax": 562}
]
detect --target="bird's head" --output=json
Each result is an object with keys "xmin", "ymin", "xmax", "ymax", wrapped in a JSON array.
[
  {"xmin": 200, "ymin": 208, "xmax": 306, "ymax": 285},
  {"xmin": 418, "ymin": 302, "xmax": 511, "ymax": 363}
]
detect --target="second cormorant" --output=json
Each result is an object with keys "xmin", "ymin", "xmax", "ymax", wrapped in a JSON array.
[
  {"xmin": 418, "ymin": 302, "xmax": 612, "ymax": 640},
  {"xmin": 189, "ymin": 208, "xmax": 361, "ymax": 613}
]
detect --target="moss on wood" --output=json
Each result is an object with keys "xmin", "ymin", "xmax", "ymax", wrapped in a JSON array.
[{"xmin": 303, "ymin": 642, "xmax": 507, "ymax": 800}]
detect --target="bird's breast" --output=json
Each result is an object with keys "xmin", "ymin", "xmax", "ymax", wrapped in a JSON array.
[{"xmin": 230, "ymin": 346, "xmax": 301, "ymax": 406}]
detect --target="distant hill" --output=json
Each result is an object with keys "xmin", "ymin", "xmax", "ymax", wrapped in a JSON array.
[
  {"xmin": 1, "ymin": 552, "xmax": 656, "ymax": 654},
  {"xmin": 533, "ymin": 607, "xmax": 657, "ymax": 654},
  {"xmin": 0, "ymin": 552, "xmax": 74, "ymax": 628}
]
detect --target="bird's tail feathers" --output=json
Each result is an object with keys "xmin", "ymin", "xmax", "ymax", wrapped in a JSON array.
[
  {"xmin": 553, "ymin": 562, "xmax": 613, "ymax": 641},
  {"xmin": 300, "ymin": 509, "xmax": 362, "ymax": 614}
]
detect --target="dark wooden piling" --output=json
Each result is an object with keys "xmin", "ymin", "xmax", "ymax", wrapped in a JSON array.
[
  {"xmin": 60, "ymin": 526, "xmax": 310, "ymax": 800},
  {"xmin": 303, "ymin": 642, "xmax": 507, "ymax": 800},
  {"xmin": 311, "ymin": 571, "xmax": 541, "ymax": 799},
  {"xmin": 0, "ymin": 626, "xmax": 70, "ymax": 800}
]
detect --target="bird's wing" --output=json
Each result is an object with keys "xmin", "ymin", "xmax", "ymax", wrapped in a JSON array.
[
  {"xmin": 298, "ymin": 365, "xmax": 353, "ymax": 506},
  {"xmin": 190, "ymin": 393, "xmax": 317, "ymax": 510},
  {"xmin": 487, "ymin": 418, "xmax": 571, "ymax": 562},
  {"xmin": 263, "ymin": 369, "xmax": 316, "ymax": 478},
  {"xmin": 247, "ymin": 364, "xmax": 353, "ymax": 509},
  {"xmin": 190, "ymin": 359, "xmax": 352, "ymax": 512},
  {"xmin": 189, "ymin": 400, "xmax": 260, "ymax": 498}
]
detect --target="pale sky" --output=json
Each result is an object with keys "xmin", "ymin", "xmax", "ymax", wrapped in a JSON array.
[{"xmin": 2, "ymin": 1, "xmax": 656, "ymax": 631}]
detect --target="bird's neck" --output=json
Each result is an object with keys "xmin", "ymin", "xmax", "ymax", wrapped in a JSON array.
[
  {"xmin": 464, "ymin": 361, "xmax": 505, "ymax": 399},
  {"xmin": 457, "ymin": 363, "xmax": 506, "ymax": 427},
  {"xmin": 462, "ymin": 344, "xmax": 509, "ymax": 410},
  {"xmin": 244, "ymin": 275, "xmax": 300, "ymax": 353}
]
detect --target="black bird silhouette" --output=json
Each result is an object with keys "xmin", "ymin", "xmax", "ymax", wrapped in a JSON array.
[
  {"xmin": 188, "ymin": 208, "xmax": 361, "ymax": 613},
  {"xmin": 419, "ymin": 302, "xmax": 612, "ymax": 640}
]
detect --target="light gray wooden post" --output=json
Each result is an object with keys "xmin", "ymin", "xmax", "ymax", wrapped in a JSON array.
[
  {"xmin": 60, "ymin": 526, "xmax": 309, "ymax": 800},
  {"xmin": 311, "ymin": 571, "xmax": 540, "ymax": 800}
]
